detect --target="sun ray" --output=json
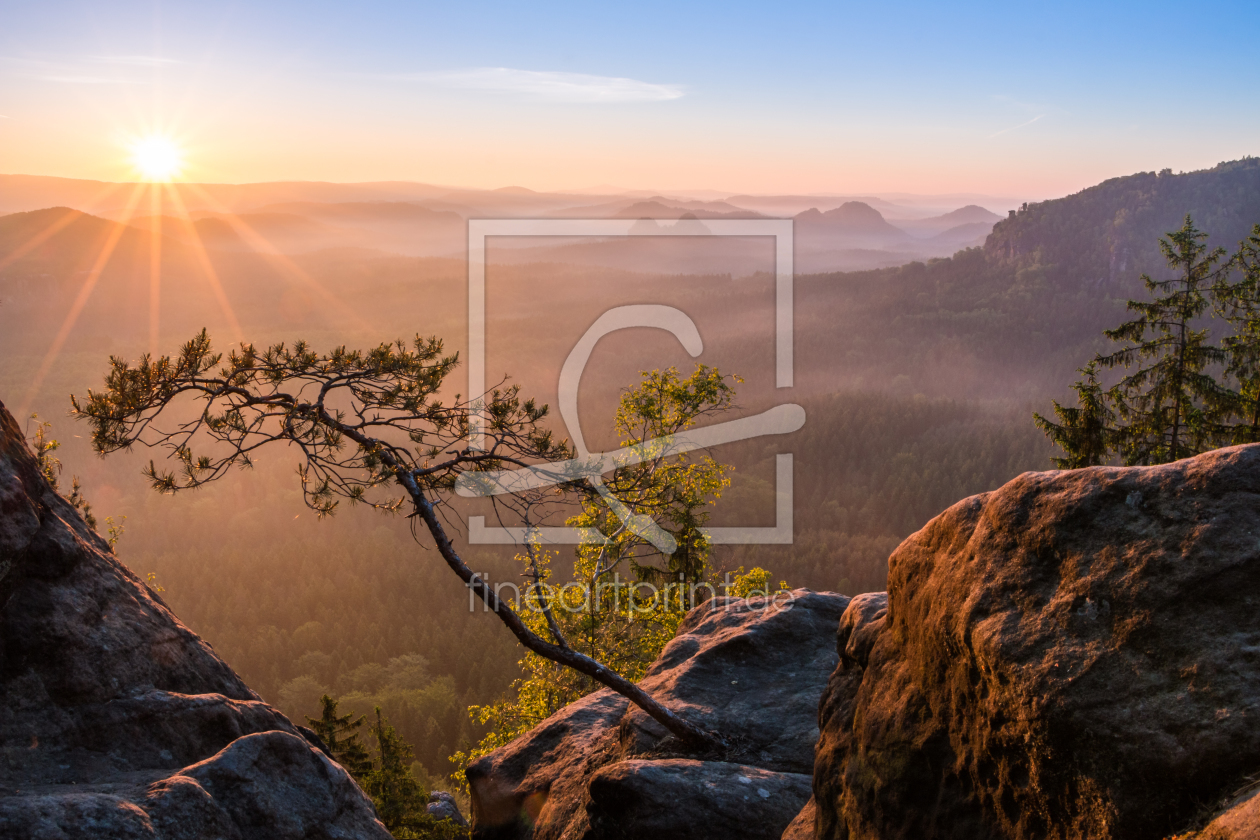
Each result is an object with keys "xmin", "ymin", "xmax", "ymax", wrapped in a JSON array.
[
  {"xmin": 16, "ymin": 182, "xmax": 148, "ymax": 420},
  {"xmin": 180, "ymin": 182, "xmax": 376, "ymax": 335},
  {"xmin": 161, "ymin": 182, "xmax": 244, "ymax": 344},
  {"xmin": 0, "ymin": 180, "xmax": 135, "ymax": 275},
  {"xmin": 148, "ymin": 183, "xmax": 163, "ymax": 357}
]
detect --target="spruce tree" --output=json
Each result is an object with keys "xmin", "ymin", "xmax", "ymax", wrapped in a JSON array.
[
  {"xmin": 307, "ymin": 695, "xmax": 373, "ymax": 778},
  {"xmin": 1214, "ymin": 224, "xmax": 1260, "ymax": 443},
  {"xmin": 1096, "ymin": 216, "xmax": 1228, "ymax": 464},
  {"xmin": 363, "ymin": 707, "xmax": 427, "ymax": 833},
  {"xmin": 1034, "ymin": 361, "xmax": 1114, "ymax": 467}
]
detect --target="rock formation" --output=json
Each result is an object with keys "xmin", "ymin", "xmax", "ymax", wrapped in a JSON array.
[
  {"xmin": 429, "ymin": 791, "xmax": 469, "ymax": 827},
  {"xmin": 814, "ymin": 445, "xmax": 1260, "ymax": 840},
  {"xmin": 0, "ymin": 396, "xmax": 392, "ymax": 839},
  {"xmin": 467, "ymin": 589, "xmax": 849, "ymax": 840}
]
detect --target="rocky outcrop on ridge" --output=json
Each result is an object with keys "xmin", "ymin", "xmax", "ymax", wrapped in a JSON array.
[
  {"xmin": 0, "ymin": 396, "xmax": 390, "ymax": 839},
  {"xmin": 467, "ymin": 589, "xmax": 849, "ymax": 840},
  {"xmin": 814, "ymin": 444, "xmax": 1260, "ymax": 840}
]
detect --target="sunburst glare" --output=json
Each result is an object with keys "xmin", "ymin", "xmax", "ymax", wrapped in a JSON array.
[{"xmin": 129, "ymin": 135, "xmax": 184, "ymax": 182}]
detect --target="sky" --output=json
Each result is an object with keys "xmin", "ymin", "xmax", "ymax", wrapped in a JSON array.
[{"xmin": 0, "ymin": 0, "xmax": 1257, "ymax": 200}]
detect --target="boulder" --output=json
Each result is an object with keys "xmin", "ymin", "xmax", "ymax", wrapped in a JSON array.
[
  {"xmin": 585, "ymin": 759, "xmax": 811, "ymax": 840},
  {"xmin": 0, "ymin": 397, "xmax": 390, "ymax": 839},
  {"xmin": 429, "ymin": 791, "xmax": 469, "ymax": 827},
  {"xmin": 468, "ymin": 589, "xmax": 849, "ymax": 840},
  {"xmin": 815, "ymin": 445, "xmax": 1260, "ymax": 840}
]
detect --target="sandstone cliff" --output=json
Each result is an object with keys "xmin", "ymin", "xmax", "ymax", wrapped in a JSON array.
[
  {"xmin": 0, "ymin": 397, "xmax": 391, "ymax": 839},
  {"xmin": 815, "ymin": 445, "xmax": 1260, "ymax": 840}
]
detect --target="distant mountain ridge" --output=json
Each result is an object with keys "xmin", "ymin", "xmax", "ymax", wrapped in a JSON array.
[
  {"xmin": 794, "ymin": 202, "xmax": 911, "ymax": 240},
  {"xmin": 986, "ymin": 157, "xmax": 1260, "ymax": 286}
]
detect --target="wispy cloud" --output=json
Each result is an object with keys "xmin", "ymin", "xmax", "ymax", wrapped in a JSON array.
[
  {"xmin": 90, "ymin": 55, "xmax": 180, "ymax": 66},
  {"xmin": 404, "ymin": 67, "xmax": 685, "ymax": 103},
  {"xmin": 34, "ymin": 74, "xmax": 140, "ymax": 85},
  {"xmin": 987, "ymin": 113, "xmax": 1045, "ymax": 139},
  {"xmin": 0, "ymin": 56, "xmax": 153, "ymax": 84},
  {"xmin": 986, "ymin": 94, "xmax": 1052, "ymax": 139}
]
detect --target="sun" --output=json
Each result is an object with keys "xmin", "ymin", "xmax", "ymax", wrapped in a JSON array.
[{"xmin": 130, "ymin": 136, "xmax": 184, "ymax": 182}]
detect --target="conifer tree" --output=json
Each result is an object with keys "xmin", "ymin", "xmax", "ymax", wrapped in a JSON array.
[
  {"xmin": 1214, "ymin": 224, "xmax": 1260, "ymax": 443},
  {"xmin": 71, "ymin": 332, "xmax": 726, "ymax": 749},
  {"xmin": 1033, "ymin": 362, "xmax": 1115, "ymax": 467},
  {"xmin": 307, "ymin": 695, "xmax": 373, "ymax": 778},
  {"xmin": 1095, "ymin": 216, "xmax": 1228, "ymax": 464},
  {"xmin": 363, "ymin": 707, "xmax": 427, "ymax": 832}
]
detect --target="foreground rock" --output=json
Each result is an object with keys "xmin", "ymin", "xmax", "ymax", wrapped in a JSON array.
[
  {"xmin": 1181, "ymin": 784, "xmax": 1260, "ymax": 840},
  {"xmin": 429, "ymin": 791, "xmax": 470, "ymax": 827},
  {"xmin": 816, "ymin": 445, "xmax": 1260, "ymax": 840},
  {"xmin": 0, "ymin": 397, "xmax": 390, "ymax": 839},
  {"xmin": 467, "ymin": 589, "xmax": 849, "ymax": 840},
  {"xmin": 586, "ymin": 760, "xmax": 811, "ymax": 839}
]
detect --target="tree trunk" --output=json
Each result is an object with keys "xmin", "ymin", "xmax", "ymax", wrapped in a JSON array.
[{"xmin": 398, "ymin": 470, "xmax": 724, "ymax": 751}]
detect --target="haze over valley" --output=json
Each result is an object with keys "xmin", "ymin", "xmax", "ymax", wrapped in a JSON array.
[{"xmin": 5, "ymin": 159, "xmax": 1259, "ymax": 781}]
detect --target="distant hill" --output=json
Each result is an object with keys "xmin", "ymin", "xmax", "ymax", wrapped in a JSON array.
[
  {"xmin": 0, "ymin": 207, "xmax": 186, "ymax": 278},
  {"xmin": 794, "ymin": 202, "xmax": 911, "ymax": 241},
  {"xmin": 251, "ymin": 201, "xmax": 462, "ymax": 224},
  {"xmin": 986, "ymin": 157, "xmax": 1260, "ymax": 286},
  {"xmin": 123, "ymin": 203, "xmax": 466, "ymax": 256},
  {"xmin": 893, "ymin": 205, "xmax": 1002, "ymax": 238},
  {"xmin": 729, "ymin": 194, "xmax": 908, "ymax": 218},
  {"xmin": 935, "ymin": 204, "xmax": 1003, "ymax": 225},
  {"xmin": 548, "ymin": 197, "xmax": 763, "ymax": 219},
  {"xmin": 0, "ymin": 175, "xmax": 459, "ymax": 216},
  {"xmin": 613, "ymin": 200, "xmax": 765, "ymax": 220},
  {"xmin": 126, "ymin": 212, "xmax": 344, "ymax": 251},
  {"xmin": 929, "ymin": 221, "xmax": 997, "ymax": 248}
]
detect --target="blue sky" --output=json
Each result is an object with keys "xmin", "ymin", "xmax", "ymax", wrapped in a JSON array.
[{"xmin": 0, "ymin": 0, "xmax": 1256, "ymax": 197}]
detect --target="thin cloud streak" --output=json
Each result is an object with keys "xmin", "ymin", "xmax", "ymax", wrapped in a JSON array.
[
  {"xmin": 403, "ymin": 67, "xmax": 685, "ymax": 103},
  {"xmin": 33, "ymin": 75, "xmax": 141, "ymax": 84},
  {"xmin": 988, "ymin": 113, "xmax": 1045, "ymax": 139},
  {"xmin": 91, "ymin": 55, "xmax": 180, "ymax": 66}
]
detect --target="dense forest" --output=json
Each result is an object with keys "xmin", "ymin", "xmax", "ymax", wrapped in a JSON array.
[{"xmin": 2, "ymin": 157, "xmax": 1257, "ymax": 784}]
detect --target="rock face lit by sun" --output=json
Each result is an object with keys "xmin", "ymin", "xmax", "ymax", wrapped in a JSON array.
[{"xmin": 130, "ymin": 136, "xmax": 183, "ymax": 181}]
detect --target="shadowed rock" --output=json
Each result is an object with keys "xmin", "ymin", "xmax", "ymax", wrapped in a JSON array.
[
  {"xmin": 585, "ymin": 759, "xmax": 811, "ymax": 840},
  {"xmin": 0, "ymin": 396, "xmax": 390, "ymax": 839},
  {"xmin": 467, "ymin": 590, "xmax": 849, "ymax": 840},
  {"xmin": 815, "ymin": 445, "xmax": 1260, "ymax": 840}
]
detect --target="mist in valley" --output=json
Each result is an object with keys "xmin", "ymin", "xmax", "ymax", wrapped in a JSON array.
[{"xmin": 4, "ymin": 159, "xmax": 1258, "ymax": 781}]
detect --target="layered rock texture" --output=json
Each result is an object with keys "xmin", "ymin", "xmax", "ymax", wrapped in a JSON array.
[
  {"xmin": 467, "ymin": 589, "xmax": 849, "ymax": 840},
  {"xmin": 815, "ymin": 445, "xmax": 1260, "ymax": 840},
  {"xmin": 0, "ymin": 397, "xmax": 390, "ymax": 839}
]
